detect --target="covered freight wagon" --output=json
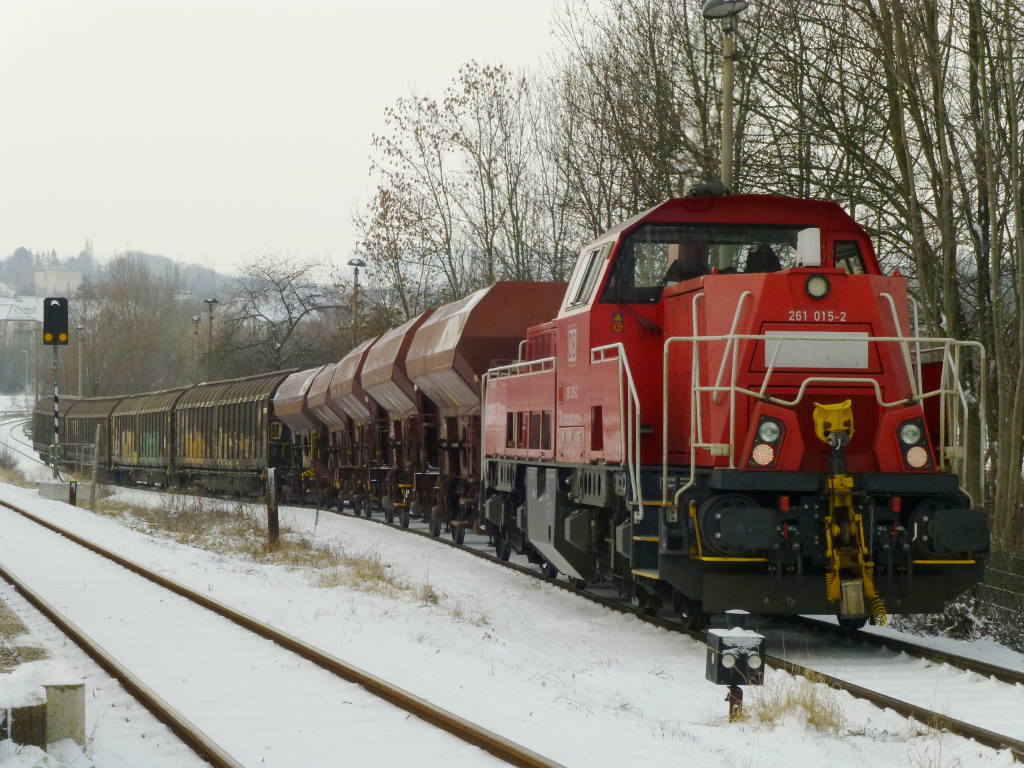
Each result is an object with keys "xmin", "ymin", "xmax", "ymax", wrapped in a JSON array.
[
  {"xmin": 110, "ymin": 387, "xmax": 188, "ymax": 485},
  {"xmin": 32, "ymin": 395, "xmax": 80, "ymax": 461},
  {"xmin": 273, "ymin": 366, "xmax": 330, "ymax": 500},
  {"xmin": 62, "ymin": 396, "xmax": 124, "ymax": 470},
  {"xmin": 173, "ymin": 370, "xmax": 294, "ymax": 493}
]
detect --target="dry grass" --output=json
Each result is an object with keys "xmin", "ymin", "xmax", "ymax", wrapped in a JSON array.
[
  {"xmin": 0, "ymin": 444, "xmax": 32, "ymax": 488},
  {"xmin": 739, "ymin": 673, "xmax": 846, "ymax": 734},
  {"xmin": 94, "ymin": 493, "xmax": 486, "ymax": 623}
]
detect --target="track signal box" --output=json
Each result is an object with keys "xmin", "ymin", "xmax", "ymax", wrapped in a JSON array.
[{"xmin": 43, "ymin": 297, "xmax": 69, "ymax": 345}]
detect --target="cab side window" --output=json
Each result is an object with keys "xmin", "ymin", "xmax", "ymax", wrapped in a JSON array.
[
  {"xmin": 834, "ymin": 241, "xmax": 866, "ymax": 274},
  {"xmin": 566, "ymin": 246, "xmax": 607, "ymax": 308}
]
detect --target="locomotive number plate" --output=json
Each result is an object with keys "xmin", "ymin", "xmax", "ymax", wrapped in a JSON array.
[
  {"xmin": 765, "ymin": 331, "xmax": 869, "ymax": 368},
  {"xmin": 788, "ymin": 309, "xmax": 848, "ymax": 322}
]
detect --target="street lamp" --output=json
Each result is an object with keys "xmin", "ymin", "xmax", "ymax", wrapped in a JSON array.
[
  {"xmin": 192, "ymin": 316, "xmax": 202, "ymax": 384},
  {"xmin": 75, "ymin": 324, "xmax": 86, "ymax": 395},
  {"xmin": 22, "ymin": 349, "xmax": 29, "ymax": 394},
  {"xmin": 703, "ymin": 0, "xmax": 750, "ymax": 191},
  {"xmin": 204, "ymin": 297, "xmax": 219, "ymax": 380},
  {"xmin": 347, "ymin": 258, "xmax": 366, "ymax": 345}
]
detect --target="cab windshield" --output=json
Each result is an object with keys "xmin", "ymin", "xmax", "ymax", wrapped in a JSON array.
[{"xmin": 600, "ymin": 223, "xmax": 804, "ymax": 304}]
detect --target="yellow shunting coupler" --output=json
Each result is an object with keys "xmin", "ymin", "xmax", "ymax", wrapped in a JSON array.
[{"xmin": 813, "ymin": 400, "xmax": 887, "ymax": 626}]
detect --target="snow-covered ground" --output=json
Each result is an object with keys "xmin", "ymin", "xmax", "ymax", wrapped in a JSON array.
[
  {"xmin": 0, "ymin": 474, "xmax": 1014, "ymax": 767},
  {"xmin": 1, "ymin": 408, "xmax": 1021, "ymax": 766}
]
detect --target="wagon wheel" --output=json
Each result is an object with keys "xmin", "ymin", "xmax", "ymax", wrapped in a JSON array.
[
  {"xmin": 400, "ymin": 500, "xmax": 412, "ymax": 529},
  {"xmin": 361, "ymin": 496, "xmax": 373, "ymax": 519},
  {"xmin": 450, "ymin": 521, "xmax": 466, "ymax": 545},
  {"xmin": 838, "ymin": 616, "xmax": 868, "ymax": 632},
  {"xmin": 541, "ymin": 561, "xmax": 558, "ymax": 579},
  {"xmin": 428, "ymin": 513, "xmax": 441, "ymax": 537},
  {"xmin": 384, "ymin": 503, "xmax": 395, "ymax": 525},
  {"xmin": 494, "ymin": 531, "xmax": 512, "ymax": 562}
]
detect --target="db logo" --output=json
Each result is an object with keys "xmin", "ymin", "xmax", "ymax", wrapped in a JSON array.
[
  {"xmin": 567, "ymin": 326, "xmax": 577, "ymax": 362},
  {"xmin": 612, "ymin": 312, "xmax": 624, "ymax": 333}
]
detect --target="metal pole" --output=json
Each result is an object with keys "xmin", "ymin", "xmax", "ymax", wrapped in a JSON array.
[
  {"xmin": 721, "ymin": 23, "xmax": 736, "ymax": 190},
  {"xmin": 207, "ymin": 305, "xmax": 214, "ymax": 380},
  {"xmin": 352, "ymin": 266, "xmax": 360, "ymax": 345},
  {"xmin": 77, "ymin": 336, "xmax": 83, "ymax": 396},
  {"xmin": 91, "ymin": 423, "xmax": 101, "ymax": 512},
  {"xmin": 22, "ymin": 349, "xmax": 29, "ymax": 393},
  {"xmin": 266, "ymin": 467, "xmax": 279, "ymax": 548},
  {"xmin": 52, "ymin": 345, "xmax": 59, "ymax": 479}
]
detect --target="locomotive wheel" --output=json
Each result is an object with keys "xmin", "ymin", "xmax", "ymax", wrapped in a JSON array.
[
  {"xmin": 494, "ymin": 532, "xmax": 512, "ymax": 562},
  {"xmin": 451, "ymin": 522, "xmax": 466, "ymax": 545}
]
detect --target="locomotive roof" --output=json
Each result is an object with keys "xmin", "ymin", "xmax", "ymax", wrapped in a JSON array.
[{"xmin": 586, "ymin": 194, "xmax": 876, "ymax": 269}]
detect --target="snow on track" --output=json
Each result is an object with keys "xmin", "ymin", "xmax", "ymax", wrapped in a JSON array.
[
  {"xmin": 0, "ymin": 483, "xmax": 1015, "ymax": 767},
  {"xmin": 0, "ymin": 504, "xmax": 507, "ymax": 768}
]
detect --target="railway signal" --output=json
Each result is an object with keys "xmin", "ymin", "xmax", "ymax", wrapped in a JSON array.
[
  {"xmin": 42, "ymin": 297, "xmax": 69, "ymax": 478},
  {"xmin": 43, "ymin": 297, "xmax": 69, "ymax": 345}
]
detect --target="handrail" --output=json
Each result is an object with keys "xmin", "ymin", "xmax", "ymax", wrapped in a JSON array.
[
  {"xmin": 712, "ymin": 290, "xmax": 753, "ymax": 404},
  {"xmin": 662, "ymin": 330, "xmax": 985, "ymax": 508},
  {"xmin": 591, "ymin": 343, "xmax": 644, "ymax": 517}
]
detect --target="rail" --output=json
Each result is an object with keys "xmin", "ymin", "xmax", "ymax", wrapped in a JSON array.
[
  {"xmin": 0, "ymin": 497, "xmax": 567, "ymax": 768},
  {"xmin": 662, "ymin": 326, "xmax": 986, "ymax": 508}
]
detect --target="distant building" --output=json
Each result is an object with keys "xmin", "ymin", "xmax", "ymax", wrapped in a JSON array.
[
  {"xmin": 34, "ymin": 270, "xmax": 82, "ymax": 298},
  {"xmin": 0, "ymin": 296, "xmax": 42, "ymax": 346}
]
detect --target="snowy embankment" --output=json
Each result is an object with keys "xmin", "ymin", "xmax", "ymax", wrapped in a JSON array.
[{"xmin": 0, "ymin": 474, "xmax": 1013, "ymax": 768}]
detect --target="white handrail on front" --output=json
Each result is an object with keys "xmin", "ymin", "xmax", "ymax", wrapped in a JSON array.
[
  {"xmin": 661, "ymin": 331, "xmax": 986, "ymax": 509},
  {"xmin": 711, "ymin": 290, "xmax": 753, "ymax": 404}
]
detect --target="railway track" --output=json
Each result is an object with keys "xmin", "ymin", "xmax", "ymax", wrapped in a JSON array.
[
  {"xmin": 0, "ymin": 496, "xmax": 566, "ymax": 768},
  {"xmin": 328, "ymin": 502, "xmax": 1024, "ymax": 761}
]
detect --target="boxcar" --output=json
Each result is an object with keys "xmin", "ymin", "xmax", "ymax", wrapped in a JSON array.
[
  {"xmin": 110, "ymin": 387, "xmax": 188, "ymax": 485},
  {"xmin": 173, "ymin": 370, "xmax": 294, "ymax": 494}
]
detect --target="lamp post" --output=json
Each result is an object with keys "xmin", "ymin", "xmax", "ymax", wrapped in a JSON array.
[
  {"xmin": 347, "ymin": 258, "xmax": 366, "ymax": 346},
  {"xmin": 192, "ymin": 315, "xmax": 202, "ymax": 383},
  {"xmin": 22, "ymin": 349, "xmax": 29, "ymax": 394},
  {"xmin": 75, "ymin": 324, "xmax": 86, "ymax": 395},
  {"xmin": 204, "ymin": 297, "xmax": 219, "ymax": 380},
  {"xmin": 702, "ymin": 0, "xmax": 749, "ymax": 191}
]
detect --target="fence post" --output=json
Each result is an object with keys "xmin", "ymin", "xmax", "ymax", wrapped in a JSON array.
[
  {"xmin": 90, "ymin": 423, "xmax": 101, "ymax": 511},
  {"xmin": 266, "ymin": 467, "xmax": 279, "ymax": 548}
]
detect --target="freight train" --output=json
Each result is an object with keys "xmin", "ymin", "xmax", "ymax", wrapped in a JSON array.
[{"xmin": 34, "ymin": 190, "xmax": 990, "ymax": 629}]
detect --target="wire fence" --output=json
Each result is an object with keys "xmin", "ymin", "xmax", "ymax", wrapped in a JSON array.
[{"xmin": 893, "ymin": 549, "xmax": 1024, "ymax": 652}]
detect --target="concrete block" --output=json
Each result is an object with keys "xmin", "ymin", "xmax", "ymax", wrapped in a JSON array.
[
  {"xmin": 43, "ymin": 683, "xmax": 85, "ymax": 746},
  {"xmin": 37, "ymin": 483, "xmax": 94, "ymax": 506}
]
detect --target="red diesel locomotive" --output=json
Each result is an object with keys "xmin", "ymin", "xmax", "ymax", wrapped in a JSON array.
[{"xmin": 480, "ymin": 189, "xmax": 988, "ymax": 627}]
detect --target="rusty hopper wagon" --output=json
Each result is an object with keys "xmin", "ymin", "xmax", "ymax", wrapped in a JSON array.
[
  {"xmin": 272, "ymin": 366, "xmax": 329, "ymax": 500},
  {"xmin": 327, "ymin": 336, "xmax": 384, "ymax": 514},
  {"xmin": 405, "ymin": 282, "xmax": 567, "ymax": 542},
  {"xmin": 360, "ymin": 311, "xmax": 436, "ymax": 529},
  {"xmin": 305, "ymin": 362, "xmax": 351, "ymax": 498}
]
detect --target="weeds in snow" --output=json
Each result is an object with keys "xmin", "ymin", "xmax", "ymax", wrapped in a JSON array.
[
  {"xmin": 0, "ymin": 444, "xmax": 31, "ymax": 488},
  {"xmin": 738, "ymin": 673, "xmax": 846, "ymax": 734},
  {"xmin": 93, "ymin": 493, "xmax": 490, "ymax": 624}
]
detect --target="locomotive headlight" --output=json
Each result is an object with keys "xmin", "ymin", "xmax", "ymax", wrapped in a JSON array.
[
  {"xmin": 751, "ymin": 443, "xmax": 775, "ymax": 466},
  {"xmin": 758, "ymin": 419, "xmax": 782, "ymax": 443},
  {"xmin": 906, "ymin": 446, "xmax": 929, "ymax": 468},
  {"xmin": 899, "ymin": 422, "xmax": 922, "ymax": 445},
  {"xmin": 805, "ymin": 274, "xmax": 830, "ymax": 299}
]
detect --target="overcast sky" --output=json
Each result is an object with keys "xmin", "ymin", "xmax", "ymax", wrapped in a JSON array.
[{"xmin": 0, "ymin": 0, "xmax": 563, "ymax": 274}]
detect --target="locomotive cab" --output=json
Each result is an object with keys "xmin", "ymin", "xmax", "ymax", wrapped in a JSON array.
[{"xmin": 483, "ymin": 193, "xmax": 988, "ymax": 626}]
